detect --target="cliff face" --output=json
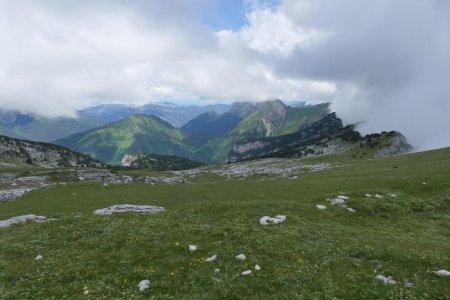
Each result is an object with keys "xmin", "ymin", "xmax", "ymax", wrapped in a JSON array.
[
  {"xmin": 228, "ymin": 113, "xmax": 344, "ymax": 162},
  {"xmin": 227, "ymin": 114, "xmax": 413, "ymax": 163},
  {"xmin": 375, "ymin": 133, "xmax": 413, "ymax": 157},
  {"xmin": 0, "ymin": 135, "xmax": 103, "ymax": 168}
]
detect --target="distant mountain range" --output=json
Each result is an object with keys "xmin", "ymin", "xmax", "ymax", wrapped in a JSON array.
[
  {"xmin": 0, "ymin": 99, "xmax": 412, "ymax": 166},
  {"xmin": 83, "ymin": 102, "xmax": 230, "ymax": 127},
  {"xmin": 0, "ymin": 110, "xmax": 105, "ymax": 143},
  {"xmin": 0, "ymin": 102, "xmax": 230, "ymax": 142},
  {"xmin": 54, "ymin": 100, "xmax": 333, "ymax": 165}
]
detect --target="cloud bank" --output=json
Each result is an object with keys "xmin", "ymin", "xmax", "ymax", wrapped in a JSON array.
[{"xmin": 0, "ymin": 0, "xmax": 448, "ymax": 150}]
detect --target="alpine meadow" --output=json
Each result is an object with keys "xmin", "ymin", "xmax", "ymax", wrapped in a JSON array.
[{"xmin": 0, "ymin": 1, "xmax": 449, "ymax": 299}]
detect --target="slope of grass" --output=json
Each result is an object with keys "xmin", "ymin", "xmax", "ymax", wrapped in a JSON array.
[
  {"xmin": 276, "ymin": 103, "xmax": 329, "ymax": 136},
  {"xmin": 0, "ymin": 148, "xmax": 448, "ymax": 299},
  {"xmin": 55, "ymin": 115, "xmax": 189, "ymax": 165}
]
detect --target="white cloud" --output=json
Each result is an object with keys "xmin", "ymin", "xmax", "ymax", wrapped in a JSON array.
[
  {"xmin": 0, "ymin": 0, "xmax": 332, "ymax": 118},
  {"xmin": 240, "ymin": 8, "xmax": 330, "ymax": 56},
  {"xmin": 0, "ymin": 0, "xmax": 448, "ymax": 150}
]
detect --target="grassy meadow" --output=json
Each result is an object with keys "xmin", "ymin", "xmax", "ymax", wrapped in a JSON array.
[{"xmin": 0, "ymin": 148, "xmax": 449, "ymax": 299}]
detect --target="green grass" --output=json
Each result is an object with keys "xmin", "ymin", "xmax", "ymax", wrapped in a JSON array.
[{"xmin": 0, "ymin": 148, "xmax": 449, "ymax": 299}]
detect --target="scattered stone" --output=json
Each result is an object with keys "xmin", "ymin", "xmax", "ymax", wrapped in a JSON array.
[
  {"xmin": 143, "ymin": 176, "xmax": 187, "ymax": 185},
  {"xmin": 365, "ymin": 194, "xmax": 372, "ymax": 197},
  {"xmin": 375, "ymin": 194, "xmax": 383, "ymax": 199},
  {"xmin": 0, "ymin": 188, "xmax": 33, "ymax": 202},
  {"xmin": 316, "ymin": 205, "xmax": 326, "ymax": 210},
  {"xmin": 242, "ymin": 270, "xmax": 252, "ymax": 276},
  {"xmin": 254, "ymin": 265, "xmax": 261, "ymax": 271},
  {"xmin": 330, "ymin": 198, "xmax": 346, "ymax": 205},
  {"xmin": 205, "ymin": 255, "xmax": 217, "ymax": 262},
  {"xmin": 375, "ymin": 275, "xmax": 397, "ymax": 285},
  {"xmin": 208, "ymin": 159, "xmax": 332, "ymax": 179},
  {"xmin": 0, "ymin": 214, "xmax": 49, "ymax": 229},
  {"xmin": 337, "ymin": 195, "xmax": 349, "ymax": 200},
  {"xmin": 189, "ymin": 245, "xmax": 197, "ymax": 252},
  {"xmin": 94, "ymin": 205, "xmax": 165, "ymax": 215},
  {"xmin": 433, "ymin": 270, "xmax": 450, "ymax": 277},
  {"xmin": 83, "ymin": 290, "xmax": 89, "ymax": 296},
  {"xmin": 214, "ymin": 268, "xmax": 220, "ymax": 273},
  {"xmin": 138, "ymin": 279, "xmax": 150, "ymax": 292},
  {"xmin": 236, "ymin": 254, "xmax": 246, "ymax": 261},
  {"xmin": 259, "ymin": 215, "xmax": 286, "ymax": 225},
  {"xmin": 422, "ymin": 182, "xmax": 427, "ymax": 185},
  {"xmin": 347, "ymin": 207, "xmax": 356, "ymax": 213},
  {"xmin": 389, "ymin": 193, "xmax": 396, "ymax": 197},
  {"xmin": 35, "ymin": 255, "xmax": 43, "ymax": 261}
]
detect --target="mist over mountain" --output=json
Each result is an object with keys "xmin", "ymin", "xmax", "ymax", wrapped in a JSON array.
[{"xmin": 0, "ymin": 110, "xmax": 105, "ymax": 142}]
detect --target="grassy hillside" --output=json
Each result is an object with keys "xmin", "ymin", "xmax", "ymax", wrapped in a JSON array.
[
  {"xmin": 232, "ymin": 101, "xmax": 329, "ymax": 138},
  {"xmin": 0, "ymin": 148, "xmax": 448, "ymax": 298},
  {"xmin": 55, "ymin": 114, "xmax": 189, "ymax": 165},
  {"xmin": 275, "ymin": 103, "xmax": 329, "ymax": 136}
]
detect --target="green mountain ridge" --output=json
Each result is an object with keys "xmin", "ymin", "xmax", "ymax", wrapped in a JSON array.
[
  {"xmin": 228, "ymin": 113, "xmax": 413, "ymax": 163},
  {"xmin": 54, "ymin": 114, "xmax": 190, "ymax": 165},
  {"xmin": 54, "ymin": 100, "xmax": 411, "ymax": 166}
]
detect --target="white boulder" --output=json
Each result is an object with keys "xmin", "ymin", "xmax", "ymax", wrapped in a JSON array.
[
  {"xmin": 236, "ymin": 254, "xmax": 246, "ymax": 261},
  {"xmin": 138, "ymin": 279, "xmax": 150, "ymax": 292},
  {"xmin": 259, "ymin": 215, "xmax": 286, "ymax": 225},
  {"xmin": 434, "ymin": 270, "xmax": 450, "ymax": 277},
  {"xmin": 375, "ymin": 275, "xmax": 396, "ymax": 285},
  {"xmin": 330, "ymin": 198, "xmax": 346, "ymax": 205},
  {"xmin": 205, "ymin": 255, "xmax": 217, "ymax": 262}
]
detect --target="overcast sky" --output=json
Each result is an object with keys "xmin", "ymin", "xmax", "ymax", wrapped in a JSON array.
[{"xmin": 0, "ymin": 0, "xmax": 449, "ymax": 150}]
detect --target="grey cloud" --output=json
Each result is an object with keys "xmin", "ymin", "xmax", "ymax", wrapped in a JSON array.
[{"xmin": 267, "ymin": 0, "xmax": 450, "ymax": 150}]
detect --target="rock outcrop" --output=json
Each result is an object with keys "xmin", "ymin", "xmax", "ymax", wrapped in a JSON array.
[{"xmin": 0, "ymin": 135, "xmax": 103, "ymax": 168}]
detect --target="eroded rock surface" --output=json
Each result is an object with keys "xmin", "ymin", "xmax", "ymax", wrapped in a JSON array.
[
  {"xmin": 0, "ymin": 214, "xmax": 49, "ymax": 228},
  {"xmin": 94, "ymin": 204, "xmax": 165, "ymax": 215}
]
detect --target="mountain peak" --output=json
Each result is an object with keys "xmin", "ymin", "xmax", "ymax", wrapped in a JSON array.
[{"xmin": 124, "ymin": 113, "xmax": 175, "ymax": 129}]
